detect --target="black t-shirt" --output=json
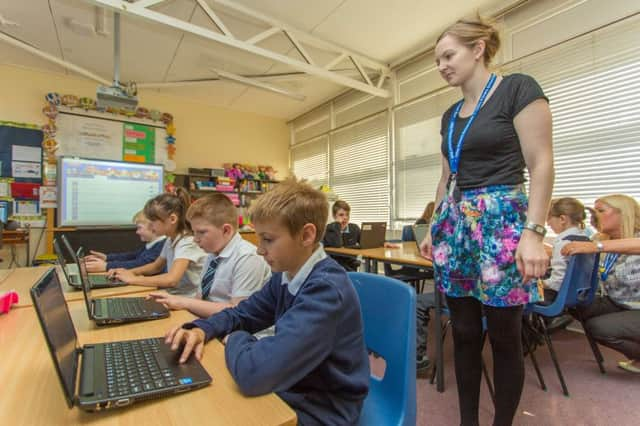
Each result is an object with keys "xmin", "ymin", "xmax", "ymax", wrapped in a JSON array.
[{"xmin": 440, "ymin": 73, "xmax": 548, "ymax": 189}]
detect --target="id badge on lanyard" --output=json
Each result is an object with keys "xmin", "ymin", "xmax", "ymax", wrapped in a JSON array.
[{"xmin": 446, "ymin": 73, "xmax": 497, "ymax": 202}]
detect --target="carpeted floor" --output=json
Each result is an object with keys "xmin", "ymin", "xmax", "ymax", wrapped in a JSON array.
[{"xmin": 416, "ymin": 324, "xmax": 638, "ymax": 425}]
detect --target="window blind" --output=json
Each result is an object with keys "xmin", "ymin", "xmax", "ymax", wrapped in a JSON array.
[
  {"xmin": 502, "ymin": 14, "xmax": 640, "ymax": 208},
  {"xmin": 330, "ymin": 113, "xmax": 390, "ymax": 225},
  {"xmin": 290, "ymin": 135, "xmax": 328, "ymax": 189}
]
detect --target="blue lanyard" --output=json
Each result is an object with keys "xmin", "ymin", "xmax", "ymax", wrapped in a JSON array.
[
  {"xmin": 600, "ymin": 253, "xmax": 619, "ymax": 281},
  {"xmin": 447, "ymin": 73, "xmax": 497, "ymax": 175}
]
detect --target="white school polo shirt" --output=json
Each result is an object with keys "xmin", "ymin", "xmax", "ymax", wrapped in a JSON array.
[
  {"xmin": 160, "ymin": 234, "xmax": 208, "ymax": 297},
  {"xmin": 197, "ymin": 233, "xmax": 271, "ymax": 302}
]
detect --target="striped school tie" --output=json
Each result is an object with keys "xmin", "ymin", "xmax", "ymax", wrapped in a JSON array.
[{"xmin": 200, "ymin": 258, "xmax": 218, "ymax": 300}]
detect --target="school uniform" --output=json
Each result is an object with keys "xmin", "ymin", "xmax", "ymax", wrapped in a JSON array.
[
  {"xmin": 186, "ymin": 246, "xmax": 370, "ymax": 425},
  {"xmin": 160, "ymin": 233, "xmax": 207, "ymax": 297},
  {"xmin": 105, "ymin": 236, "xmax": 166, "ymax": 270},
  {"xmin": 323, "ymin": 222, "xmax": 361, "ymax": 271},
  {"xmin": 196, "ymin": 233, "xmax": 271, "ymax": 302}
]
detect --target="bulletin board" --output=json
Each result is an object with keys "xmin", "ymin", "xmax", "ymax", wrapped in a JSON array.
[{"xmin": 55, "ymin": 108, "xmax": 168, "ymax": 166}]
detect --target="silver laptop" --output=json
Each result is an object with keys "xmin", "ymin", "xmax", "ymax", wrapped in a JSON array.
[{"xmin": 412, "ymin": 224, "xmax": 429, "ymax": 250}]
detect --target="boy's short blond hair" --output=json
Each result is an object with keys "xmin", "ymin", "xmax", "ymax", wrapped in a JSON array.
[
  {"xmin": 186, "ymin": 193, "xmax": 238, "ymax": 230},
  {"xmin": 250, "ymin": 177, "xmax": 328, "ymax": 243},
  {"xmin": 132, "ymin": 210, "xmax": 149, "ymax": 224}
]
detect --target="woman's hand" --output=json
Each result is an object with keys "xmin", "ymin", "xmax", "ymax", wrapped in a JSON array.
[
  {"xmin": 515, "ymin": 232, "xmax": 549, "ymax": 283},
  {"xmin": 561, "ymin": 241, "xmax": 598, "ymax": 256},
  {"xmin": 419, "ymin": 232, "xmax": 433, "ymax": 259},
  {"xmin": 88, "ymin": 250, "xmax": 107, "ymax": 261}
]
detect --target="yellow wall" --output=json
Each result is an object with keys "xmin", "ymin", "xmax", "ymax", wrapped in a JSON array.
[
  {"xmin": 0, "ymin": 64, "xmax": 290, "ymax": 175},
  {"xmin": 0, "ymin": 64, "xmax": 289, "ymax": 268}
]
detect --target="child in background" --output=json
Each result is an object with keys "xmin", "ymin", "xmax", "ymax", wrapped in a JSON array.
[
  {"xmin": 323, "ymin": 200, "xmax": 361, "ymax": 271},
  {"xmin": 164, "ymin": 178, "xmax": 370, "ymax": 424},
  {"xmin": 147, "ymin": 193, "xmax": 271, "ymax": 317},
  {"xmin": 111, "ymin": 188, "xmax": 207, "ymax": 297},
  {"xmin": 539, "ymin": 197, "xmax": 589, "ymax": 331},
  {"xmin": 85, "ymin": 210, "xmax": 165, "ymax": 272}
]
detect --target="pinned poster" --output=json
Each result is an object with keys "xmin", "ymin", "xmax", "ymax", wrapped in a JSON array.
[
  {"xmin": 12, "ymin": 161, "xmax": 41, "ymax": 179},
  {"xmin": 39, "ymin": 186, "xmax": 57, "ymax": 209},
  {"xmin": 123, "ymin": 123, "xmax": 155, "ymax": 163}
]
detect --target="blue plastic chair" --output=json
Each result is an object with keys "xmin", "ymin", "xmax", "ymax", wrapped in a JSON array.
[
  {"xmin": 524, "ymin": 252, "xmax": 602, "ymax": 396},
  {"xmin": 348, "ymin": 272, "xmax": 417, "ymax": 426}
]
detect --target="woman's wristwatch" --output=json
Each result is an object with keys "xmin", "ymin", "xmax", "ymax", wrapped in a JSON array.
[
  {"xmin": 595, "ymin": 241, "xmax": 604, "ymax": 252},
  {"xmin": 523, "ymin": 221, "xmax": 547, "ymax": 237}
]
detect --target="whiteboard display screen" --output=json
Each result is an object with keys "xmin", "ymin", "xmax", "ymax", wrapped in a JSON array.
[{"xmin": 58, "ymin": 157, "xmax": 163, "ymax": 227}]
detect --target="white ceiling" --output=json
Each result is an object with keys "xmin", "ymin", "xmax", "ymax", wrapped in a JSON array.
[{"xmin": 0, "ymin": 0, "xmax": 512, "ymax": 119}]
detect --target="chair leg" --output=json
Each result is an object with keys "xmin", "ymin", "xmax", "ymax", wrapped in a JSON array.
[
  {"xmin": 573, "ymin": 310, "xmax": 606, "ymax": 374},
  {"xmin": 480, "ymin": 331, "xmax": 496, "ymax": 406},
  {"xmin": 537, "ymin": 315, "xmax": 569, "ymax": 397},
  {"xmin": 521, "ymin": 322, "xmax": 547, "ymax": 391},
  {"xmin": 430, "ymin": 320, "xmax": 451, "ymax": 385}
]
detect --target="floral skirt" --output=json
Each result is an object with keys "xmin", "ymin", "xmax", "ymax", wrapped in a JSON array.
[{"xmin": 430, "ymin": 184, "xmax": 540, "ymax": 307}]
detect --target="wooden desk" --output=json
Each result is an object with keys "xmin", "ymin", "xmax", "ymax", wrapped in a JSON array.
[
  {"xmin": 0, "ymin": 266, "xmax": 156, "ymax": 308},
  {"xmin": 0, "ymin": 302, "xmax": 297, "ymax": 425},
  {"xmin": 362, "ymin": 242, "xmax": 433, "ymax": 269}
]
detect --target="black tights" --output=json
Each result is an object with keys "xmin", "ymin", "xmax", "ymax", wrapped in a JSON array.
[{"xmin": 446, "ymin": 296, "xmax": 524, "ymax": 426}]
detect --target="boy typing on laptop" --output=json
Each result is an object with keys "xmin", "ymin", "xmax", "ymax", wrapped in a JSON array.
[
  {"xmin": 164, "ymin": 178, "xmax": 370, "ymax": 424},
  {"xmin": 84, "ymin": 210, "xmax": 165, "ymax": 272},
  {"xmin": 323, "ymin": 199, "xmax": 361, "ymax": 271},
  {"xmin": 147, "ymin": 193, "xmax": 270, "ymax": 318}
]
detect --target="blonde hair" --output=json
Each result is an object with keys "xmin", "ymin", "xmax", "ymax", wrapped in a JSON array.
[
  {"xmin": 132, "ymin": 210, "xmax": 149, "ymax": 224},
  {"xmin": 596, "ymin": 194, "xmax": 640, "ymax": 239},
  {"xmin": 437, "ymin": 16, "xmax": 501, "ymax": 65},
  {"xmin": 548, "ymin": 197, "xmax": 586, "ymax": 229},
  {"xmin": 250, "ymin": 177, "xmax": 328, "ymax": 243},
  {"xmin": 186, "ymin": 193, "xmax": 238, "ymax": 230}
]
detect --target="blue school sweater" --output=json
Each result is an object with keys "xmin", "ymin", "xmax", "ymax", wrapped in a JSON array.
[
  {"xmin": 105, "ymin": 237, "xmax": 165, "ymax": 270},
  {"xmin": 189, "ymin": 249, "xmax": 370, "ymax": 425}
]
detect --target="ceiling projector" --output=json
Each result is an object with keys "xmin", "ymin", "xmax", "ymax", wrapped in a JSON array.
[{"xmin": 96, "ymin": 83, "xmax": 138, "ymax": 112}]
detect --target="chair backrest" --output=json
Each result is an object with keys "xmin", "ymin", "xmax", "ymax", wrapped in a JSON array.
[
  {"xmin": 401, "ymin": 225, "xmax": 415, "ymax": 242},
  {"xmin": 535, "ymin": 252, "xmax": 601, "ymax": 317},
  {"xmin": 348, "ymin": 272, "xmax": 416, "ymax": 426}
]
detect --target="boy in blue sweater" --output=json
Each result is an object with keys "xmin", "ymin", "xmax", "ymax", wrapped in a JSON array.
[
  {"xmin": 84, "ymin": 210, "xmax": 165, "ymax": 272},
  {"xmin": 165, "ymin": 178, "xmax": 370, "ymax": 425}
]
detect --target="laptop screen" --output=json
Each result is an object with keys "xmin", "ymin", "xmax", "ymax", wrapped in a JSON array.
[
  {"xmin": 60, "ymin": 234, "xmax": 79, "ymax": 264},
  {"xmin": 30, "ymin": 268, "xmax": 79, "ymax": 408},
  {"xmin": 77, "ymin": 258, "xmax": 95, "ymax": 318},
  {"xmin": 53, "ymin": 238, "xmax": 74, "ymax": 284}
]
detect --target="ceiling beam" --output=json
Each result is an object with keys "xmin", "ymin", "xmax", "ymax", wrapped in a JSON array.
[
  {"xmin": 195, "ymin": 0, "xmax": 233, "ymax": 38},
  {"xmin": 0, "ymin": 31, "xmax": 110, "ymax": 85},
  {"xmin": 283, "ymin": 30, "xmax": 315, "ymax": 66},
  {"xmin": 245, "ymin": 27, "xmax": 280, "ymax": 45},
  {"xmin": 213, "ymin": 68, "xmax": 306, "ymax": 101},
  {"xmin": 83, "ymin": 0, "xmax": 390, "ymax": 97},
  {"xmin": 134, "ymin": 0, "xmax": 167, "ymax": 8},
  {"xmin": 210, "ymin": 0, "xmax": 389, "ymax": 74}
]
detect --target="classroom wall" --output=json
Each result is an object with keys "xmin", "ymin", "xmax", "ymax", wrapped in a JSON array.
[
  {"xmin": 0, "ymin": 64, "xmax": 290, "ymax": 175},
  {"xmin": 0, "ymin": 63, "xmax": 290, "ymax": 267}
]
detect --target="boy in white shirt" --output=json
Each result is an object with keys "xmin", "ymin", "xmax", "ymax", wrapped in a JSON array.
[{"xmin": 148, "ymin": 193, "xmax": 270, "ymax": 317}]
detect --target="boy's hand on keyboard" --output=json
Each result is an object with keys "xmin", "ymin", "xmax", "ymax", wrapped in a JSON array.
[
  {"xmin": 88, "ymin": 250, "xmax": 107, "ymax": 261},
  {"xmin": 148, "ymin": 292, "xmax": 187, "ymax": 310},
  {"xmin": 165, "ymin": 325, "xmax": 205, "ymax": 363},
  {"xmin": 85, "ymin": 258, "xmax": 107, "ymax": 273}
]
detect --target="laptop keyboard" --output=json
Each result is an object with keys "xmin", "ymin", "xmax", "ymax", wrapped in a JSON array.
[
  {"xmin": 104, "ymin": 339, "xmax": 178, "ymax": 398},
  {"xmin": 108, "ymin": 298, "xmax": 147, "ymax": 318}
]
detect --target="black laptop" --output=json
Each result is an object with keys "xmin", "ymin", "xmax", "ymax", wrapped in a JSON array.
[
  {"xmin": 359, "ymin": 222, "xmax": 387, "ymax": 249},
  {"xmin": 77, "ymin": 256, "xmax": 169, "ymax": 325},
  {"xmin": 60, "ymin": 234, "xmax": 126, "ymax": 288},
  {"xmin": 30, "ymin": 268, "xmax": 211, "ymax": 411}
]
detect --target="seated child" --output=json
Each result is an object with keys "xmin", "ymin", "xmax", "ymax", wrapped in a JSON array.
[
  {"xmin": 164, "ymin": 178, "xmax": 370, "ymax": 424},
  {"xmin": 147, "ymin": 193, "xmax": 271, "ymax": 318},
  {"xmin": 111, "ymin": 188, "xmax": 207, "ymax": 297},
  {"xmin": 85, "ymin": 210, "xmax": 165, "ymax": 272},
  {"xmin": 322, "ymin": 199, "xmax": 361, "ymax": 271}
]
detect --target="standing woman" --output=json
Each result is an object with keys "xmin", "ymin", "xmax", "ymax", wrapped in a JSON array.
[{"xmin": 420, "ymin": 17, "xmax": 554, "ymax": 425}]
